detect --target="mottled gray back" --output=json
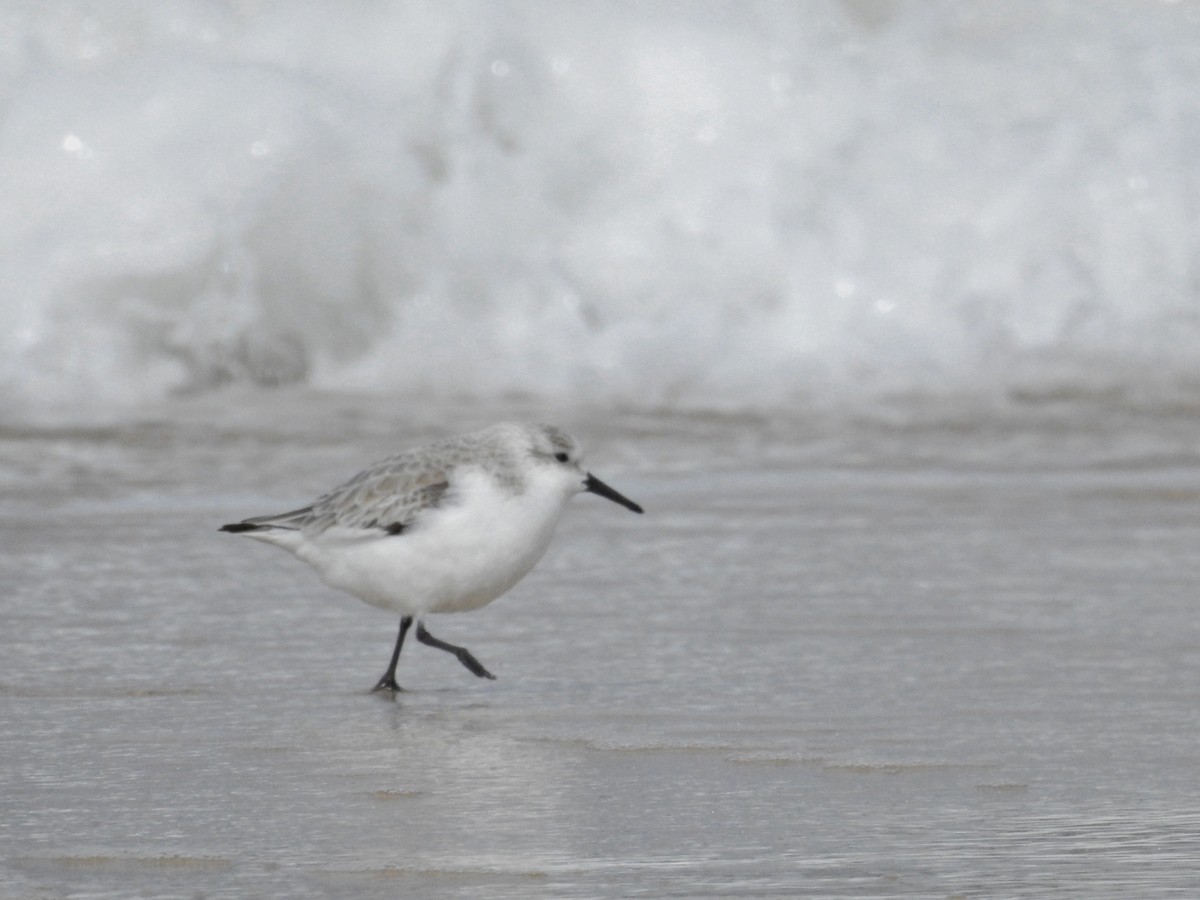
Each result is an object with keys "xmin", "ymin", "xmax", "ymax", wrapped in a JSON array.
[{"xmin": 284, "ymin": 422, "xmax": 576, "ymax": 534}]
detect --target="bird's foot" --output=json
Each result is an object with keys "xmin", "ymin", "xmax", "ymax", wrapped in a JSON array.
[
  {"xmin": 371, "ymin": 674, "xmax": 404, "ymax": 693},
  {"xmin": 456, "ymin": 649, "xmax": 496, "ymax": 680},
  {"xmin": 460, "ymin": 652, "xmax": 494, "ymax": 681}
]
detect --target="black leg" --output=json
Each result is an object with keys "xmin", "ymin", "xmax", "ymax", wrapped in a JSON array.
[
  {"xmin": 416, "ymin": 621, "xmax": 496, "ymax": 680},
  {"xmin": 373, "ymin": 615, "xmax": 414, "ymax": 692}
]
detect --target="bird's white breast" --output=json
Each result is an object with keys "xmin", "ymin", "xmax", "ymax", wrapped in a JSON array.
[{"xmin": 295, "ymin": 467, "xmax": 571, "ymax": 615}]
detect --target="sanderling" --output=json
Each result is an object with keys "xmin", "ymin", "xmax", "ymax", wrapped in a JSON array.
[{"xmin": 220, "ymin": 422, "xmax": 643, "ymax": 691}]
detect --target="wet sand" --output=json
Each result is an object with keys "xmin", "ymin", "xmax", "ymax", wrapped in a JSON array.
[{"xmin": 3, "ymin": 399, "xmax": 1200, "ymax": 897}]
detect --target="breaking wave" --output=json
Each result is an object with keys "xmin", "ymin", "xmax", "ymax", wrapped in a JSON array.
[{"xmin": 2, "ymin": 1, "xmax": 1199, "ymax": 421}]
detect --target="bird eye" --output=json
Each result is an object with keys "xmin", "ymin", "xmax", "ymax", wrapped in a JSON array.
[{"xmin": 554, "ymin": 452, "xmax": 569, "ymax": 463}]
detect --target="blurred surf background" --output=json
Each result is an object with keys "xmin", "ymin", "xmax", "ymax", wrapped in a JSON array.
[{"xmin": 3, "ymin": 0, "xmax": 1198, "ymax": 425}]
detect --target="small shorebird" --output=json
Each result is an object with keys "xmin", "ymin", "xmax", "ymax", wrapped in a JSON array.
[{"xmin": 220, "ymin": 422, "xmax": 643, "ymax": 691}]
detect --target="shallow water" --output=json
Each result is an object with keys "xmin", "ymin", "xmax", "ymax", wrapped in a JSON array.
[{"xmin": 3, "ymin": 398, "xmax": 1200, "ymax": 897}]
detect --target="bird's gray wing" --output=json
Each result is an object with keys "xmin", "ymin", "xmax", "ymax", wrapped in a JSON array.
[
  {"xmin": 221, "ymin": 443, "xmax": 468, "ymax": 537},
  {"xmin": 302, "ymin": 458, "xmax": 452, "ymax": 536}
]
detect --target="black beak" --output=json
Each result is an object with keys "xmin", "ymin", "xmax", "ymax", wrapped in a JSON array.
[{"xmin": 584, "ymin": 473, "xmax": 644, "ymax": 514}]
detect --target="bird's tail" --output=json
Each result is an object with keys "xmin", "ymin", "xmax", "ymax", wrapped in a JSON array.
[{"xmin": 219, "ymin": 505, "xmax": 314, "ymax": 550}]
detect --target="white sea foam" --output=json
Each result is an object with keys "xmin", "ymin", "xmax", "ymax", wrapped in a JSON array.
[{"xmin": 2, "ymin": 2, "xmax": 1199, "ymax": 421}]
